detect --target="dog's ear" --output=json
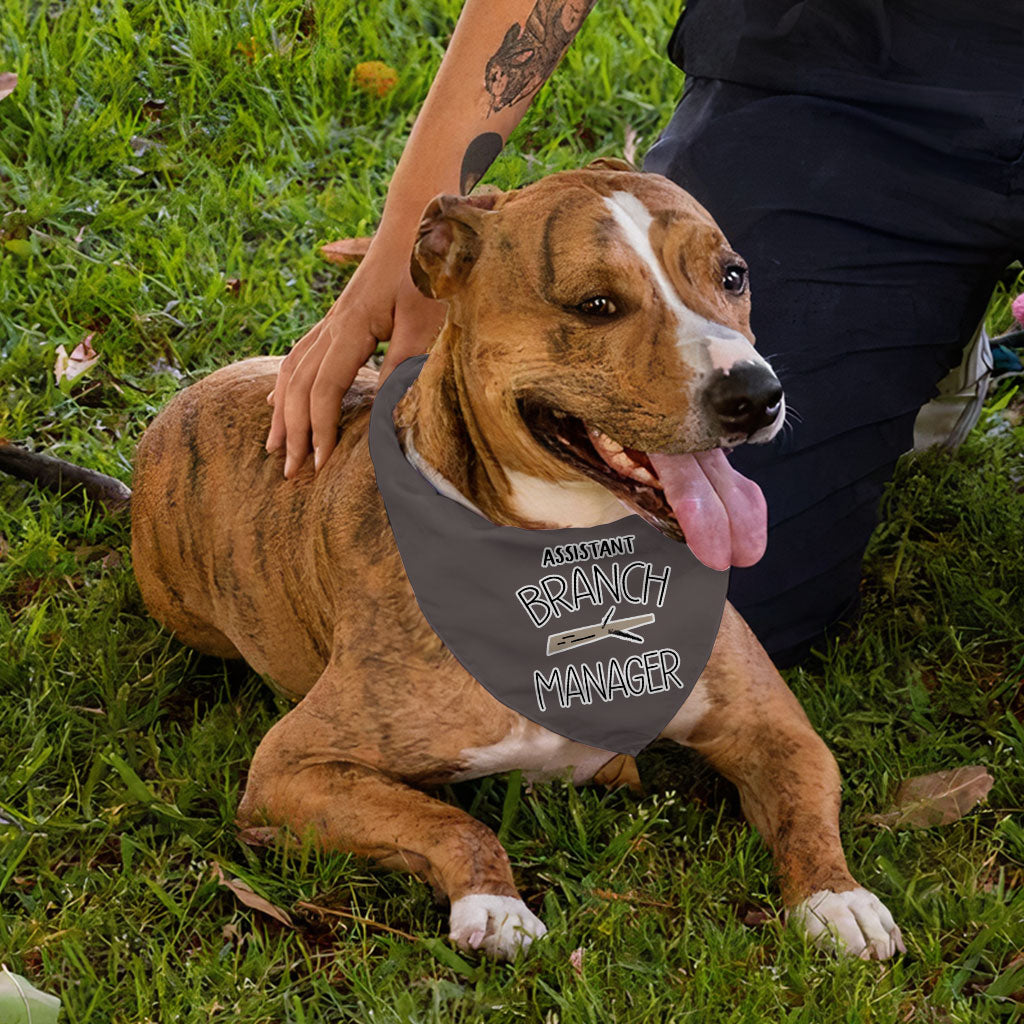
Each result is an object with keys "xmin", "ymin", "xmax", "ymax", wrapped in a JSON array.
[
  {"xmin": 411, "ymin": 193, "xmax": 501, "ymax": 299},
  {"xmin": 585, "ymin": 157, "xmax": 635, "ymax": 173}
]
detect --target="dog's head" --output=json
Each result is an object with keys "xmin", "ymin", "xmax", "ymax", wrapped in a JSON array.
[{"xmin": 410, "ymin": 163, "xmax": 784, "ymax": 569}]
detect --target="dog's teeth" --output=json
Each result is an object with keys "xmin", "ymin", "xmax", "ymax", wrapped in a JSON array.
[
  {"xmin": 588, "ymin": 428, "xmax": 624, "ymax": 457},
  {"xmin": 587, "ymin": 428, "xmax": 659, "ymax": 486}
]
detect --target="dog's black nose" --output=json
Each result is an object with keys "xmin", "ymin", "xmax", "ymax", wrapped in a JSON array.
[{"xmin": 704, "ymin": 363, "xmax": 783, "ymax": 438}]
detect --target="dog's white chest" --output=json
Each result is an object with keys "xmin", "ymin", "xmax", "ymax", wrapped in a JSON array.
[{"xmin": 454, "ymin": 719, "xmax": 618, "ymax": 784}]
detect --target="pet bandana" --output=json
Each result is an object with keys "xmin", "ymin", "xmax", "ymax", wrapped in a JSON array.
[{"xmin": 369, "ymin": 357, "xmax": 729, "ymax": 756}]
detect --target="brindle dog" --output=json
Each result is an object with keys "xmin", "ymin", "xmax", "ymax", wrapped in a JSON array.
[{"xmin": 127, "ymin": 165, "xmax": 903, "ymax": 960}]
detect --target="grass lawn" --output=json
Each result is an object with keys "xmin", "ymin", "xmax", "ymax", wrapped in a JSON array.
[{"xmin": 1, "ymin": 1, "xmax": 1022, "ymax": 1020}]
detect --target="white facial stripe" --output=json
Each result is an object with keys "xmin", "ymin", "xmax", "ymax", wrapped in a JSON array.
[{"xmin": 603, "ymin": 191, "xmax": 769, "ymax": 376}]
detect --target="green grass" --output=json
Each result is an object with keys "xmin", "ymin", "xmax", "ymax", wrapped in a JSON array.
[{"xmin": 1, "ymin": 1, "xmax": 1023, "ymax": 1021}]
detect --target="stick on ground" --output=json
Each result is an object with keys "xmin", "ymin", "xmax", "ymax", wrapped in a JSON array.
[{"xmin": 0, "ymin": 441, "xmax": 131, "ymax": 511}]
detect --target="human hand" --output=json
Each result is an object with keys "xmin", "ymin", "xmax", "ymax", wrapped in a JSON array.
[{"xmin": 266, "ymin": 245, "xmax": 446, "ymax": 477}]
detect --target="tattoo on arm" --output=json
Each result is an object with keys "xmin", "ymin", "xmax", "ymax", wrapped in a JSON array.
[
  {"xmin": 484, "ymin": 0, "xmax": 596, "ymax": 114},
  {"xmin": 460, "ymin": 132, "xmax": 504, "ymax": 193}
]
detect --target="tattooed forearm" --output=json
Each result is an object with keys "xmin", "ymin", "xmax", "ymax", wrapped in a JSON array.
[{"xmin": 484, "ymin": 0, "xmax": 596, "ymax": 114}]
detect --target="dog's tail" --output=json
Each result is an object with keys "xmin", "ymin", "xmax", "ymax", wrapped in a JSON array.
[{"xmin": 0, "ymin": 441, "xmax": 131, "ymax": 511}]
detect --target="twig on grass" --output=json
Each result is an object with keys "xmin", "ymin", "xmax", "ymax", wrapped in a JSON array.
[
  {"xmin": 294, "ymin": 900, "xmax": 421, "ymax": 943},
  {"xmin": 0, "ymin": 441, "xmax": 131, "ymax": 511},
  {"xmin": 588, "ymin": 888, "xmax": 677, "ymax": 911}
]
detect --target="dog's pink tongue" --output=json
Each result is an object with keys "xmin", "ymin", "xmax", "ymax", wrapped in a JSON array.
[{"xmin": 648, "ymin": 450, "xmax": 767, "ymax": 570}]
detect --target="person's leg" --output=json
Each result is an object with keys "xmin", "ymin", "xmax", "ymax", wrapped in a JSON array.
[{"xmin": 645, "ymin": 79, "xmax": 1018, "ymax": 662}]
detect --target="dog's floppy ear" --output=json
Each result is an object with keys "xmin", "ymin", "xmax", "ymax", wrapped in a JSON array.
[
  {"xmin": 585, "ymin": 157, "xmax": 635, "ymax": 173},
  {"xmin": 411, "ymin": 193, "xmax": 501, "ymax": 299}
]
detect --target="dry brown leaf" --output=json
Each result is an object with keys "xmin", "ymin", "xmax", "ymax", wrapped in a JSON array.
[
  {"xmin": 0, "ymin": 73, "xmax": 16, "ymax": 102},
  {"xmin": 867, "ymin": 766, "xmax": 994, "ymax": 829},
  {"xmin": 741, "ymin": 906, "xmax": 772, "ymax": 928},
  {"xmin": 236, "ymin": 825, "xmax": 282, "ymax": 848},
  {"xmin": 320, "ymin": 237, "xmax": 373, "ymax": 265},
  {"xmin": 0, "ymin": 534, "xmax": 8, "ymax": 560},
  {"xmin": 101, "ymin": 550, "xmax": 123, "ymax": 569},
  {"xmin": 212, "ymin": 863, "xmax": 294, "ymax": 928},
  {"xmin": 624, "ymin": 124, "xmax": 638, "ymax": 167},
  {"xmin": 54, "ymin": 333, "xmax": 100, "ymax": 385},
  {"xmin": 570, "ymin": 947, "xmax": 584, "ymax": 978},
  {"xmin": 74, "ymin": 544, "xmax": 109, "ymax": 564},
  {"xmin": 140, "ymin": 97, "xmax": 166, "ymax": 121}
]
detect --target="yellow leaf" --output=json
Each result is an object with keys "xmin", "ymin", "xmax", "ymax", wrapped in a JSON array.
[{"xmin": 353, "ymin": 61, "xmax": 398, "ymax": 97}]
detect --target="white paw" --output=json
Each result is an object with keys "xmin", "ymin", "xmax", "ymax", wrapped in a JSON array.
[
  {"xmin": 449, "ymin": 894, "xmax": 547, "ymax": 960},
  {"xmin": 789, "ymin": 887, "xmax": 905, "ymax": 960}
]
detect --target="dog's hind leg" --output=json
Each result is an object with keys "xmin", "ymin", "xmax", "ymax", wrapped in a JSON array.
[
  {"xmin": 238, "ymin": 695, "xmax": 546, "ymax": 960},
  {"xmin": 663, "ymin": 604, "xmax": 904, "ymax": 960}
]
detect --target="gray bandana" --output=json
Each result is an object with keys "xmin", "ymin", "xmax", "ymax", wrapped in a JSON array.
[{"xmin": 369, "ymin": 357, "xmax": 729, "ymax": 756}]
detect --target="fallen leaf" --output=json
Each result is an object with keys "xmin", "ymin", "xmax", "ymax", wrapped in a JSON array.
[
  {"xmin": 320, "ymin": 237, "xmax": 373, "ymax": 266},
  {"xmin": 0, "ymin": 966, "xmax": 61, "ymax": 1024},
  {"xmin": 867, "ymin": 766, "xmax": 994, "ymax": 829},
  {"xmin": 54, "ymin": 333, "xmax": 100, "ymax": 386},
  {"xmin": 140, "ymin": 97, "xmax": 166, "ymax": 121},
  {"xmin": 74, "ymin": 544, "xmax": 108, "ymax": 564},
  {"xmin": 624, "ymin": 124, "xmax": 638, "ymax": 167},
  {"xmin": 0, "ymin": 534, "xmax": 7, "ymax": 560},
  {"xmin": 129, "ymin": 135, "xmax": 162, "ymax": 156},
  {"xmin": 236, "ymin": 36, "xmax": 260, "ymax": 62},
  {"xmin": 237, "ymin": 825, "xmax": 282, "ymax": 848},
  {"xmin": 353, "ymin": 61, "xmax": 398, "ymax": 97},
  {"xmin": 151, "ymin": 357, "xmax": 183, "ymax": 380},
  {"xmin": 0, "ymin": 73, "xmax": 16, "ymax": 102},
  {"xmin": 740, "ymin": 906, "xmax": 772, "ymax": 928},
  {"xmin": 213, "ymin": 863, "xmax": 294, "ymax": 928},
  {"xmin": 570, "ymin": 947, "xmax": 584, "ymax": 977},
  {"xmin": 101, "ymin": 550, "xmax": 122, "ymax": 569}
]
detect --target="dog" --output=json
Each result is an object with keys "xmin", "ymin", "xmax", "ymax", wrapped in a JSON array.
[{"xmin": 122, "ymin": 163, "xmax": 902, "ymax": 960}]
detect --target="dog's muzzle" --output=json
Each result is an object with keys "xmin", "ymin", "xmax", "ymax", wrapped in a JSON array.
[{"xmin": 703, "ymin": 362, "xmax": 784, "ymax": 440}]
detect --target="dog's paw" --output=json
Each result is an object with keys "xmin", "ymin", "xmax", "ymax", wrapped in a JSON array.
[
  {"xmin": 789, "ymin": 887, "xmax": 905, "ymax": 960},
  {"xmin": 449, "ymin": 894, "xmax": 547, "ymax": 960}
]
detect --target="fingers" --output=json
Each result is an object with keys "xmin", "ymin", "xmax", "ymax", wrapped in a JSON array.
[
  {"xmin": 266, "ymin": 323, "xmax": 320, "ymax": 455},
  {"xmin": 309, "ymin": 328, "xmax": 379, "ymax": 471},
  {"xmin": 269, "ymin": 299, "xmax": 383, "ymax": 477},
  {"xmin": 267, "ymin": 262, "xmax": 444, "ymax": 477},
  {"xmin": 280, "ymin": 328, "xmax": 373, "ymax": 478}
]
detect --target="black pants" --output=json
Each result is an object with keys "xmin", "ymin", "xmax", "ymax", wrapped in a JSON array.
[{"xmin": 645, "ymin": 77, "xmax": 1024, "ymax": 663}]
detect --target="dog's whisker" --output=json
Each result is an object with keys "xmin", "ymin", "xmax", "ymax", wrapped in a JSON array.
[{"xmin": 783, "ymin": 402, "xmax": 804, "ymax": 425}]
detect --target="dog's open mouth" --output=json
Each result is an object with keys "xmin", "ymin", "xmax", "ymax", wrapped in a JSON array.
[{"xmin": 519, "ymin": 401, "xmax": 767, "ymax": 570}]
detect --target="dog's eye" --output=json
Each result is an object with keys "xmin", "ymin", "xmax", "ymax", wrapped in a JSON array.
[
  {"xmin": 722, "ymin": 264, "xmax": 748, "ymax": 295},
  {"xmin": 575, "ymin": 296, "xmax": 617, "ymax": 317}
]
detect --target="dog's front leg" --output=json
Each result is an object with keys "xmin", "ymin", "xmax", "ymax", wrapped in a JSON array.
[
  {"xmin": 237, "ymin": 674, "xmax": 546, "ymax": 960},
  {"xmin": 663, "ymin": 604, "xmax": 904, "ymax": 959}
]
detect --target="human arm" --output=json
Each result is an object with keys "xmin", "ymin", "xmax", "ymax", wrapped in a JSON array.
[{"xmin": 267, "ymin": 0, "xmax": 597, "ymax": 476}]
